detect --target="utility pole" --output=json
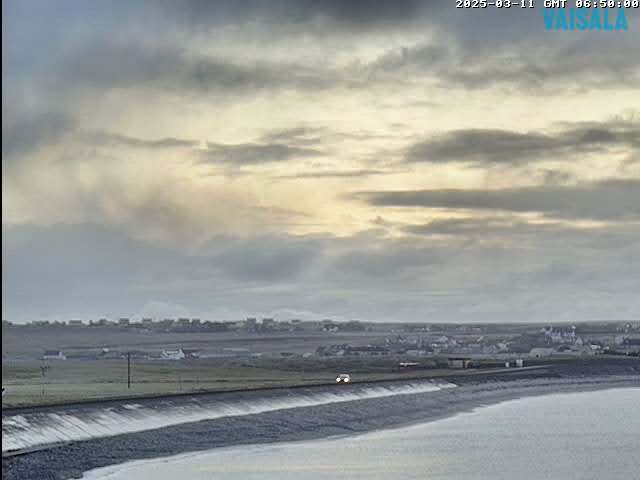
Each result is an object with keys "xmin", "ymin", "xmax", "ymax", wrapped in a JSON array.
[
  {"xmin": 127, "ymin": 352, "xmax": 131, "ymax": 389},
  {"xmin": 40, "ymin": 362, "xmax": 50, "ymax": 397}
]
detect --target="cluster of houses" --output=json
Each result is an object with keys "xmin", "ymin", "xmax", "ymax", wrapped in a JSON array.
[
  {"xmin": 535, "ymin": 326, "xmax": 610, "ymax": 357},
  {"xmin": 316, "ymin": 338, "xmax": 509, "ymax": 360},
  {"xmin": 383, "ymin": 334, "xmax": 511, "ymax": 356},
  {"xmin": 9, "ymin": 319, "xmax": 639, "ymax": 363},
  {"xmin": 14, "ymin": 317, "xmax": 310, "ymax": 334},
  {"xmin": 542, "ymin": 326, "xmax": 579, "ymax": 344},
  {"xmin": 314, "ymin": 325, "xmax": 640, "ymax": 361},
  {"xmin": 38, "ymin": 347, "xmax": 259, "ymax": 362}
]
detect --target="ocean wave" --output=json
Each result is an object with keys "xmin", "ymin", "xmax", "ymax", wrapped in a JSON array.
[{"xmin": 2, "ymin": 381, "xmax": 455, "ymax": 452}]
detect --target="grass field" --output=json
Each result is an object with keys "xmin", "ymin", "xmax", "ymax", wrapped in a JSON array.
[
  {"xmin": 1, "ymin": 327, "xmax": 388, "ymax": 357},
  {"xmin": 1, "ymin": 325, "xmax": 465, "ymax": 407},
  {"xmin": 1, "ymin": 357, "xmax": 463, "ymax": 407},
  {"xmin": 2, "ymin": 325, "xmax": 589, "ymax": 408}
]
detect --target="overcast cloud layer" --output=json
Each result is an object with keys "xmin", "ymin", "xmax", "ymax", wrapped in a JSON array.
[{"xmin": 2, "ymin": 1, "xmax": 639, "ymax": 323}]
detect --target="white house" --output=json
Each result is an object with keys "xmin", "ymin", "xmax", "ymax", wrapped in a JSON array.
[
  {"xmin": 42, "ymin": 350, "xmax": 67, "ymax": 360},
  {"xmin": 161, "ymin": 348, "xmax": 185, "ymax": 360}
]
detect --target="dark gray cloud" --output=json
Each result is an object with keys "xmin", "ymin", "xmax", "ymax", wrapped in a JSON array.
[
  {"xmin": 442, "ymin": 49, "xmax": 638, "ymax": 92},
  {"xmin": 64, "ymin": 36, "xmax": 637, "ymax": 102},
  {"xmin": 366, "ymin": 30, "xmax": 639, "ymax": 93},
  {"xmin": 260, "ymin": 126, "xmax": 396, "ymax": 148},
  {"xmin": 358, "ymin": 179, "xmax": 640, "ymax": 221},
  {"xmin": 2, "ymin": 110, "xmax": 72, "ymax": 164},
  {"xmin": 1, "ymin": 223, "xmax": 324, "ymax": 320},
  {"xmin": 50, "ymin": 35, "xmax": 636, "ymax": 99},
  {"xmin": 201, "ymin": 142, "xmax": 322, "ymax": 165},
  {"xmin": 2, "ymin": 223, "xmax": 176, "ymax": 317},
  {"xmin": 146, "ymin": 0, "xmax": 434, "ymax": 31},
  {"xmin": 209, "ymin": 236, "xmax": 321, "ymax": 282},
  {"xmin": 260, "ymin": 127, "xmax": 325, "ymax": 147},
  {"xmin": 400, "ymin": 217, "xmax": 632, "ymax": 245},
  {"xmin": 328, "ymin": 241, "xmax": 442, "ymax": 282},
  {"xmin": 403, "ymin": 217, "xmax": 537, "ymax": 237},
  {"xmin": 406, "ymin": 121, "xmax": 640, "ymax": 165},
  {"xmin": 4, "ymin": 0, "xmax": 638, "ymax": 109},
  {"xmin": 1, "ymin": 108, "xmax": 197, "ymax": 168},
  {"xmin": 48, "ymin": 43, "xmax": 336, "ymax": 99},
  {"xmin": 540, "ymin": 169, "xmax": 574, "ymax": 186},
  {"xmin": 83, "ymin": 131, "xmax": 199, "ymax": 150},
  {"xmin": 5, "ymin": 221, "xmax": 638, "ymax": 323},
  {"xmin": 275, "ymin": 169, "xmax": 389, "ymax": 179}
]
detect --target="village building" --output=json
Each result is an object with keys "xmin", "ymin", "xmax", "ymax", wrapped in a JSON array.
[
  {"xmin": 161, "ymin": 348, "xmax": 185, "ymax": 360},
  {"xmin": 447, "ymin": 357, "xmax": 472, "ymax": 369},
  {"xmin": 42, "ymin": 350, "xmax": 66, "ymax": 360}
]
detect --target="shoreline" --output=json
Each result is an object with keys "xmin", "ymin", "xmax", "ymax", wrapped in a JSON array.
[
  {"xmin": 81, "ymin": 385, "xmax": 640, "ymax": 480},
  {"xmin": 3, "ymin": 356, "xmax": 637, "ymax": 416},
  {"xmin": 1, "ymin": 364, "xmax": 550, "ymax": 414},
  {"xmin": 80, "ymin": 384, "xmax": 640, "ymax": 480},
  {"xmin": 3, "ymin": 366, "xmax": 639, "ymax": 480}
]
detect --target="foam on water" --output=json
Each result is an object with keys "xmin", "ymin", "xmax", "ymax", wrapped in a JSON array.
[{"xmin": 2, "ymin": 381, "xmax": 455, "ymax": 452}]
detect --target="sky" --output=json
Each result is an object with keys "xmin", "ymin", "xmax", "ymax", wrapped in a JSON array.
[{"xmin": 2, "ymin": 0, "xmax": 639, "ymax": 323}]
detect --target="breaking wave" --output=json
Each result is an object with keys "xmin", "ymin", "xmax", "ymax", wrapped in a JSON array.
[{"xmin": 2, "ymin": 381, "xmax": 455, "ymax": 452}]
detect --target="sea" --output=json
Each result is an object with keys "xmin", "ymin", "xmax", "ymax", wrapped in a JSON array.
[{"xmin": 82, "ymin": 387, "xmax": 639, "ymax": 480}]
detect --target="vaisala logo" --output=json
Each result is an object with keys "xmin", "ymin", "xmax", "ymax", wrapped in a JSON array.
[{"xmin": 543, "ymin": 6, "xmax": 629, "ymax": 31}]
